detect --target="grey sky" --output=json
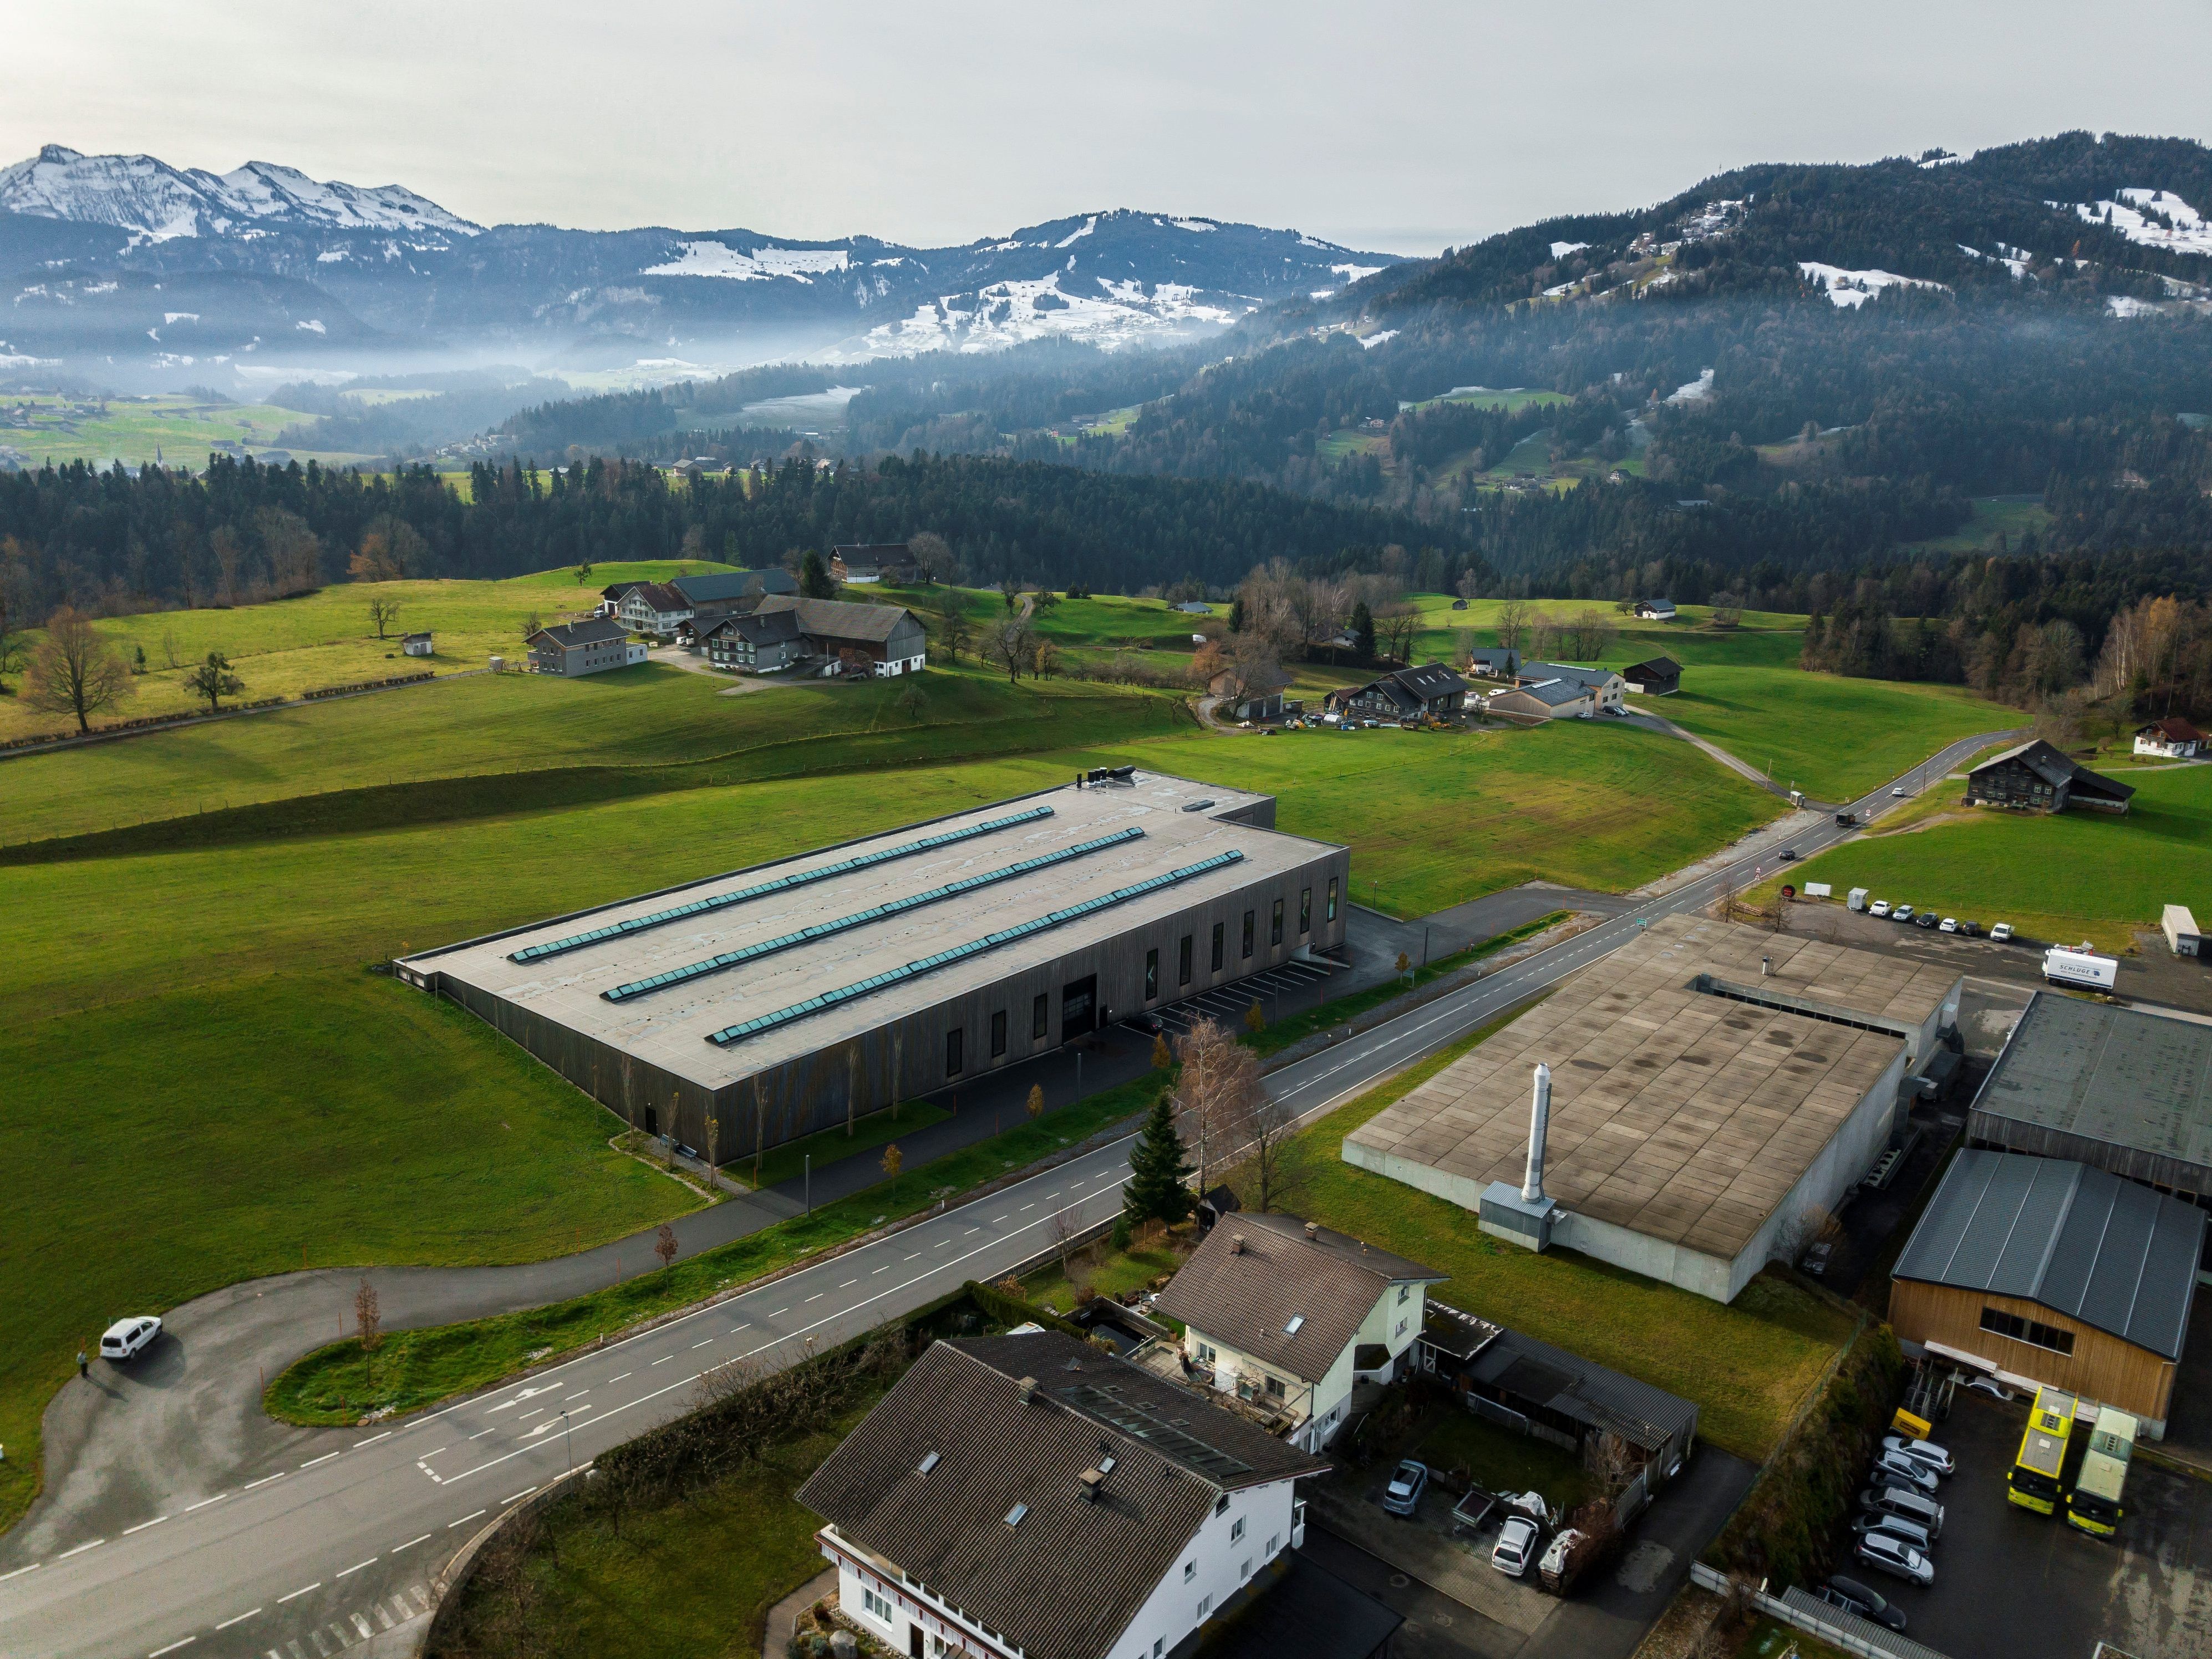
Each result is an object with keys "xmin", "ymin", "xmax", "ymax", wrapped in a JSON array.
[{"xmin": 6, "ymin": 1, "xmax": 2211, "ymax": 256}]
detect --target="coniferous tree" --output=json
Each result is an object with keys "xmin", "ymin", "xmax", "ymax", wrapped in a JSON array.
[
  {"xmin": 1122, "ymin": 1091, "xmax": 1194, "ymax": 1228},
  {"xmin": 799, "ymin": 549, "xmax": 836, "ymax": 598},
  {"xmin": 1350, "ymin": 600, "xmax": 1376, "ymax": 659}
]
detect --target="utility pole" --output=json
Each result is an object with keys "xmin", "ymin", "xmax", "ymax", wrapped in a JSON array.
[{"xmin": 804, "ymin": 1154, "xmax": 811, "ymax": 1215}]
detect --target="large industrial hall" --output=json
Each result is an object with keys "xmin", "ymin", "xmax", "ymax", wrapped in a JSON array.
[
  {"xmin": 1343, "ymin": 914, "xmax": 1963, "ymax": 1302},
  {"xmin": 396, "ymin": 773, "xmax": 1349, "ymax": 1163}
]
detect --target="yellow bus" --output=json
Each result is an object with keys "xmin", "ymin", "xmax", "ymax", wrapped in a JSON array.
[
  {"xmin": 2007, "ymin": 1385, "xmax": 2077, "ymax": 1514},
  {"xmin": 2067, "ymin": 1408, "xmax": 2138, "ymax": 1536}
]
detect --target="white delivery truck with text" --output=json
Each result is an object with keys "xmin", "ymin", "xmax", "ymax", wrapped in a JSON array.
[{"xmin": 2043, "ymin": 945, "xmax": 2118, "ymax": 991}]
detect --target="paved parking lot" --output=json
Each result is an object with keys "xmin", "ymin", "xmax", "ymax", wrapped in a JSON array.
[{"xmin": 1840, "ymin": 1390, "xmax": 2212, "ymax": 1658}]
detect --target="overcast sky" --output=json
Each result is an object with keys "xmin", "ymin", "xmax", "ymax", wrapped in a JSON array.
[{"xmin": 7, "ymin": 1, "xmax": 2211, "ymax": 255}]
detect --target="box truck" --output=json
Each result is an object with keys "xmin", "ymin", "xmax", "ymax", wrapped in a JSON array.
[
  {"xmin": 1848, "ymin": 888, "xmax": 1870, "ymax": 912},
  {"xmin": 2043, "ymin": 946, "xmax": 2118, "ymax": 991}
]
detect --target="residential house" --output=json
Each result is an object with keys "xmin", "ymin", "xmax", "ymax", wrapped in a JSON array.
[
  {"xmin": 1623, "ymin": 655, "xmax": 1681, "ymax": 695},
  {"xmin": 526, "ymin": 617, "xmax": 649, "ymax": 677},
  {"xmin": 831, "ymin": 543, "xmax": 921, "ymax": 584},
  {"xmin": 1518, "ymin": 661, "xmax": 1626, "ymax": 710},
  {"xmin": 1153, "ymin": 1212, "xmax": 1446, "ymax": 1452},
  {"xmin": 1466, "ymin": 647, "xmax": 1518, "ymax": 680},
  {"xmin": 617, "ymin": 581, "xmax": 693, "ymax": 639},
  {"xmin": 1327, "ymin": 663, "xmax": 1468, "ymax": 722},
  {"xmin": 798, "ymin": 1330, "xmax": 1335, "ymax": 1659},
  {"xmin": 1966, "ymin": 740, "xmax": 2136, "ymax": 815},
  {"xmin": 400, "ymin": 632, "xmax": 435, "ymax": 658},
  {"xmin": 1176, "ymin": 601, "xmax": 1214, "ymax": 615},
  {"xmin": 1633, "ymin": 598, "xmax": 1678, "ymax": 620},
  {"xmin": 2135, "ymin": 717, "xmax": 2205, "ymax": 759},
  {"xmin": 701, "ymin": 595, "xmax": 928, "ymax": 676}
]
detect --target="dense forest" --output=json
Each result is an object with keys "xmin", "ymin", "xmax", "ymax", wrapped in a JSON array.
[{"xmin": 0, "ymin": 451, "xmax": 1458, "ymax": 622}]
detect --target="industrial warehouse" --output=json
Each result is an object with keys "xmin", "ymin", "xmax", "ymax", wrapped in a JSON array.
[
  {"xmin": 395, "ymin": 774, "xmax": 1349, "ymax": 1163},
  {"xmin": 1343, "ymin": 915, "xmax": 1962, "ymax": 1302}
]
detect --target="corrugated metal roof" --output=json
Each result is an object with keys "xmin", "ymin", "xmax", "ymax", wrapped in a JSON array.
[
  {"xmin": 673, "ymin": 569, "xmax": 795, "ymax": 603},
  {"xmin": 1969, "ymin": 740, "xmax": 2136, "ymax": 802},
  {"xmin": 1893, "ymin": 1149, "xmax": 2205, "ymax": 1360},
  {"xmin": 535, "ymin": 616, "xmax": 628, "ymax": 648},
  {"xmin": 1461, "ymin": 1320, "xmax": 1699, "ymax": 1451}
]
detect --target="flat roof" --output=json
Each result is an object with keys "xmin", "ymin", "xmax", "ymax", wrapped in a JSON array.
[
  {"xmin": 1345, "ymin": 915, "xmax": 1959, "ymax": 1263},
  {"xmin": 1975, "ymin": 993, "xmax": 2212, "ymax": 1175},
  {"xmin": 1894, "ymin": 1149, "xmax": 2204, "ymax": 1360},
  {"xmin": 403, "ymin": 774, "xmax": 1339, "ymax": 1093}
]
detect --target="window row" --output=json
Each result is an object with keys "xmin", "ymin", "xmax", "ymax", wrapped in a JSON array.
[{"xmin": 1980, "ymin": 1305, "xmax": 2076, "ymax": 1356}]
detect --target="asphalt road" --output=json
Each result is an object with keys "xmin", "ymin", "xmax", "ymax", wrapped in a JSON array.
[{"xmin": 0, "ymin": 726, "xmax": 2020, "ymax": 1659}]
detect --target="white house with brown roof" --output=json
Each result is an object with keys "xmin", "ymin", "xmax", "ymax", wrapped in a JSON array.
[
  {"xmin": 2135, "ymin": 717, "xmax": 2205, "ymax": 758},
  {"xmin": 799, "ymin": 1330, "xmax": 1329, "ymax": 1659},
  {"xmin": 1152, "ymin": 1213, "xmax": 1445, "ymax": 1452},
  {"xmin": 616, "ymin": 580, "xmax": 693, "ymax": 639}
]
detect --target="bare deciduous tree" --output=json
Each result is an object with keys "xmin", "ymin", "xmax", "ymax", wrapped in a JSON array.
[
  {"xmin": 984, "ymin": 615, "xmax": 1036, "ymax": 684},
  {"xmin": 1174, "ymin": 1017, "xmax": 1267, "ymax": 1194},
  {"xmin": 1495, "ymin": 598, "xmax": 1532, "ymax": 653},
  {"xmin": 654, "ymin": 1222, "xmax": 679, "ymax": 1269},
  {"xmin": 367, "ymin": 597, "xmax": 402, "ymax": 639},
  {"xmin": 24, "ymin": 607, "xmax": 133, "ymax": 733},
  {"xmin": 354, "ymin": 1279, "xmax": 382, "ymax": 1351}
]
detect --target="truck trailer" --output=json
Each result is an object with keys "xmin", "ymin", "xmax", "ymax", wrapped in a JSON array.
[{"xmin": 2043, "ymin": 946, "xmax": 2118, "ymax": 991}]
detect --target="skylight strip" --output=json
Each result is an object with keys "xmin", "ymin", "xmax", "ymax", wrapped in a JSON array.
[
  {"xmin": 706, "ymin": 849, "xmax": 1244, "ymax": 1047},
  {"xmin": 508, "ymin": 806, "xmax": 1055, "ymax": 963},
  {"xmin": 603, "ymin": 828, "xmax": 1147, "ymax": 1003}
]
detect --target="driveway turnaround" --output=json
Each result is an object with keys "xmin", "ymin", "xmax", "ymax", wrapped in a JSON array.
[{"xmin": 0, "ymin": 730, "xmax": 2019, "ymax": 1659}]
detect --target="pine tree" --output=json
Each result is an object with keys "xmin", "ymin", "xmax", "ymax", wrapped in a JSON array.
[
  {"xmin": 1351, "ymin": 600, "xmax": 1376, "ymax": 659},
  {"xmin": 1122, "ymin": 1091, "xmax": 1194, "ymax": 1228}
]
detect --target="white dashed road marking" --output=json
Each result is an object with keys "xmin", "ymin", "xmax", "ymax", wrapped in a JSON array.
[
  {"xmin": 335, "ymin": 1556, "xmax": 376, "ymax": 1578},
  {"xmin": 215, "ymin": 1607, "xmax": 262, "ymax": 1630},
  {"xmin": 391, "ymin": 1534, "xmax": 431, "ymax": 1553},
  {"xmin": 449, "ymin": 1510, "xmax": 486, "ymax": 1529},
  {"xmin": 276, "ymin": 1582, "xmax": 320, "ymax": 1603}
]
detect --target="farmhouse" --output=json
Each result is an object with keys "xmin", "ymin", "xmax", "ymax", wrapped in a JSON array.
[
  {"xmin": 1889, "ymin": 1149, "xmax": 2204, "ymax": 1434},
  {"xmin": 1967, "ymin": 991, "xmax": 2212, "ymax": 1221},
  {"xmin": 2134, "ymin": 716, "xmax": 2204, "ymax": 758},
  {"xmin": 1520, "ymin": 661, "xmax": 1626, "ymax": 710},
  {"xmin": 1151, "ymin": 1213, "xmax": 1445, "ymax": 1452},
  {"xmin": 525, "ymin": 617, "xmax": 648, "ymax": 677},
  {"xmin": 400, "ymin": 631, "xmax": 434, "ymax": 658},
  {"xmin": 674, "ymin": 568, "xmax": 796, "ymax": 608},
  {"xmin": 799, "ymin": 1329, "xmax": 1344, "ymax": 1659},
  {"xmin": 616, "ymin": 581, "xmax": 693, "ymax": 639},
  {"xmin": 1624, "ymin": 655, "xmax": 1682, "ymax": 696},
  {"xmin": 1466, "ymin": 646, "xmax": 1519, "ymax": 680},
  {"xmin": 1964, "ymin": 739, "xmax": 2135, "ymax": 815},
  {"xmin": 394, "ymin": 774, "xmax": 1349, "ymax": 1164},
  {"xmin": 1327, "ymin": 663, "xmax": 1467, "ymax": 721},
  {"xmin": 1634, "ymin": 598, "xmax": 1678, "ymax": 620},
  {"xmin": 830, "ymin": 543, "xmax": 920, "ymax": 584},
  {"xmin": 1343, "ymin": 915, "xmax": 1961, "ymax": 1302},
  {"xmin": 701, "ymin": 594, "xmax": 927, "ymax": 676}
]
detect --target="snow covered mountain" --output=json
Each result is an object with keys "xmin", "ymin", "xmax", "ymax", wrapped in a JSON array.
[
  {"xmin": 0, "ymin": 144, "xmax": 479, "ymax": 241},
  {"xmin": 0, "ymin": 147, "xmax": 1398, "ymax": 384}
]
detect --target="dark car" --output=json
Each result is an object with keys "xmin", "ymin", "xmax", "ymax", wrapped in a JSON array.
[
  {"xmin": 1819, "ymin": 1577, "xmax": 1908, "ymax": 1634},
  {"xmin": 1835, "ymin": 812, "xmax": 1858, "ymax": 827},
  {"xmin": 1125, "ymin": 1012, "xmax": 1166, "ymax": 1036},
  {"xmin": 1913, "ymin": 911, "xmax": 1940, "ymax": 929},
  {"xmin": 1959, "ymin": 920, "xmax": 1982, "ymax": 937},
  {"xmin": 1779, "ymin": 848, "xmax": 1798, "ymax": 862}
]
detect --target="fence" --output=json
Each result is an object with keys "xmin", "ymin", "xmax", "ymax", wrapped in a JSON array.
[{"xmin": 1686, "ymin": 1563, "xmax": 1954, "ymax": 1659}]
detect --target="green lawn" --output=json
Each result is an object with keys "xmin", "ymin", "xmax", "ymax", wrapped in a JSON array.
[
  {"xmin": 1763, "ymin": 761, "xmax": 2212, "ymax": 951},
  {"xmin": 1217, "ymin": 1013, "xmax": 1859, "ymax": 1461},
  {"xmin": 747, "ymin": 1100, "xmax": 952, "ymax": 1191},
  {"xmin": 0, "ymin": 390, "xmax": 352, "ymax": 470},
  {"xmin": 1413, "ymin": 1409, "xmax": 1593, "ymax": 1513},
  {"xmin": 0, "ymin": 969, "xmax": 698, "ymax": 1532},
  {"xmin": 1898, "ymin": 493, "xmax": 2052, "ymax": 555},
  {"xmin": 1656, "ymin": 666, "xmax": 2012, "ymax": 801}
]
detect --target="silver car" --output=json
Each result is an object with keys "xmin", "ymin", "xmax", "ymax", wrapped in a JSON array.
[
  {"xmin": 1855, "ymin": 1530, "xmax": 1934, "ymax": 1586},
  {"xmin": 1882, "ymin": 1434, "xmax": 1956, "ymax": 1478},
  {"xmin": 1381, "ymin": 1460, "xmax": 1427, "ymax": 1517},
  {"xmin": 1872, "ymin": 1451, "xmax": 1940, "ymax": 1495}
]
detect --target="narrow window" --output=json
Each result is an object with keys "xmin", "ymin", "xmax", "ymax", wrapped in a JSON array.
[
  {"xmin": 1327, "ymin": 877, "xmax": 1338, "ymax": 922},
  {"xmin": 1398, "ymin": 1284, "xmax": 1410, "ymax": 1304},
  {"xmin": 991, "ymin": 1009, "xmax": 1007, "ymax": 1058},
  {"xmin": 1215, "ymin": 1493, "xmax": 1230, "ymax": 1516},
  {"xmin": 1300, "ymin": 887, "xmax": 1311, "ymax": 935},
  {"xmin": 1032, "ymin": 992, "xmax": 1049, "ymax": 1040},
  {"xmin": 1242, "ymin": 910, "xmax": 1254, "ymax": 959},
  {"xmin": 1183, "ymin": 1561, "xmax": 1196, "ymax": 1584},
  {"xmin": 1232, "ymin": 1516, "xmax": 1247, "ymax": 1541},
  {"xmin": 1270, "ymin": 898, "xmax": 1284, "ymax": 946},
  {"xmin": 1145, "ymin": 948, "xmax": 1159, "ymax": 1000},
  {"xmin": 945, "ymin": 1027, "xmax": 963, "ymax": 1077},
  {"xmin": 1179, "ymin": 934, "xmax": 1193, "ymax": 987},
  {"xmin": 1211, "ymin": 921, "xmax": 1224, "ymax": 972}
]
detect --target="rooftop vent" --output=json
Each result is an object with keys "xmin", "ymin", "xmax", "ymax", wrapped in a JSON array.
[
  {"xmin": 1079, "ymin": 1468, "xmax": 1107, "ymax": 1502},
  {"xmin": 916, "ymin": 1451, "xmax": 940, "ymax": 1476},
  {"xmin": 1016, "ymin": 1375, "xmax": 1039, "ymax": 1404},
  {"xmin": 1006, "ymin": 1503, "xmax": 1029, "ymax": 1528},
  {"xmin": 1284, "ymin": 1315, "xmax": 1306, "ymax": 1335}
]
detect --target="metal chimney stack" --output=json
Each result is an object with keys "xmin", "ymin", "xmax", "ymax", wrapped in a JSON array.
[{"xmin": 1521, "ymin": 1063, "xmax": 1551, "ymax": 1203}]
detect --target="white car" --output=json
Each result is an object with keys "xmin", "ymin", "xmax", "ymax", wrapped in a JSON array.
[
  {"xmin": 1869, "ymin": 900, "xmax": 1893, "ymax": 918},
  {"xmin": 1990, "ymin": 923, "xmax": 2015, "ymax": 943},
  {"xmin": 1493, "ymin": 1515, "xmax": 1540, "ymax": 1577},
  {"xmin": 1891, "ymin": 904, "xmax": 1915, "ymax": 923},
  {"xmin": 1855, "ymin": 1530, "xmax": 1934, "ymax": 1586},
  {"xmin": 100, "ymin": 1316, "xmax": 161, "ymax": 1362},
  {"xmin": 1882, "ymin": 1435, "xmax": 1956, "ymax": 1478},
  {"xmin": 1891, "ymin": 786, "xmax": 1908, "ymax": 797},
  {"xmin": 1938, "ymin": 917, "xmax": 1959, "ymax": 934}
]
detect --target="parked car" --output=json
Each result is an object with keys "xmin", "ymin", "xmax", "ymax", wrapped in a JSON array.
[
  {"xmin": 1855, "ymin": 1530, "xmax": 1935, "ymax": 1585},
  {"xmin": 1883, "ymin": 1436, "xmax": 1957, "ymax": 1477},
  {"xmin": 100, "ymin": 1316, "xmax": 161, "ymax": 1362},
  {"xmin": 1125, "ymin": 1012, "xmax": 1166, "ymax": 1036},
  {"xmin": 1872, "ymin": 1451, "xmax": 1941, "ymax": 1495},
  {"xmin": 1869, "ymin": 900, "xmax": 1893, "ymax": 918},
  {"xmin": 1960, "ymin": 920, "xmax": 1982, "ymax": 937},
  {"xmin": 1914, "ymin": 911, "xmax": 1940, "ymax": 929},
  {"xmin": 1492, "ymin": 1514, "xmax": 1541, "ymax": 1576},
  {"xmin": 1859, "ymin": 1485, "xmax": 1945, "ymax": 1538},
  {"xmin": 1819, "ymin": 1577, "xmax": 1909, "ymax": 1634},
  {"xmin": 1964, "ymin": 1376, "xmax": 2015, "ymax": 1402},
  {"xmin": 1990, "ymin": 923, "xmax": 2016, "ymax": 942},
  {"xmin": 1802, "ymin": 1241, "xmax": 1833, "ymax": 1277},
  {"xmin": 1892, "ymin": 904, "xmax": 1915, "ymax": 923},
  {"xmin": 1938, "ymin": 917, "xmax": 1959, "ymax": 933},
  {"xmin": 1851, "ymin": 1512, "xmax": 1936, "ymax": 1554},
  {"xmin": 1381, "ymin": 1460, "xmax": 1428, "ymax": 1517}
]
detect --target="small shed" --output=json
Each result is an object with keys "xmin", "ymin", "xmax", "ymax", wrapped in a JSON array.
[
  {"xmin": 1624, "ymin": 655, "xmax": 1682, "ymax": 696},
  {"xmin": 1634, "ymin": 598, "xmax": 1677, "ymax": 620},
  {"xmin": 401, "ymin": 632, "xmax": 434, "ymax": 657},
  {"xmin": 1196, "ymin": 1183, "xmax": 1242, "ymax": 1232},
  {"xmin": 2163, "ymin": 904, "xmax": 2202, "ymax": 958}
]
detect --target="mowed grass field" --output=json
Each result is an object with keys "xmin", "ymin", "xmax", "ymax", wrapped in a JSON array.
[
  {"xmin": 0, "ymin": 390, "xmax": 360, "ymax": 470},
  {"xmin": 0, "ymin": 561, "xmax": 734, "ymax": 743},
  {"xmin": 1218, "ymin": 1012, "xmax": 1858, "ymax": 1460},
  {"xmin": 1763, "ymin": 761, "xmax": 2212, "ymax": 951}
]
